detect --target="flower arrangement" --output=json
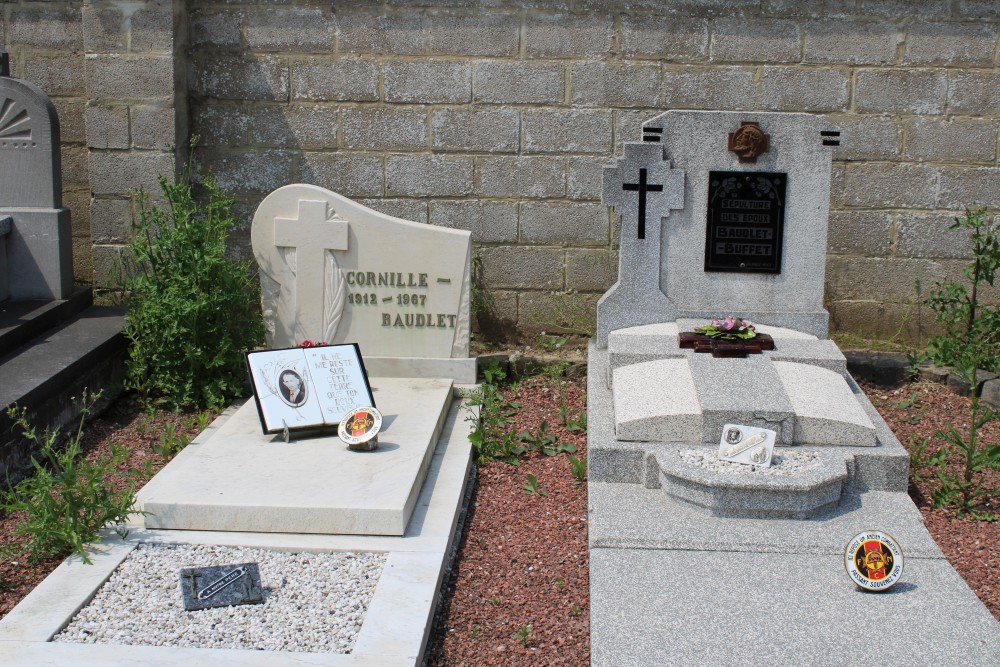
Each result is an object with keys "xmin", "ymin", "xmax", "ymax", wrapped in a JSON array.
[
  {"xmin": 693, "ymin": 315, "xmax": 757, "ymax": 341},
  {"xmin": 298, "ymin": 340, "xmax": 329, "ymax": 348}
]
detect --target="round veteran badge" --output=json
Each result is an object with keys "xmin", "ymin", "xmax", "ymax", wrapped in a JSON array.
[
  {"xmin": 844, "ymin": 530, "xmax": 904, "ymax": 592},
  {"xmin": 338, "ymin": 407, "xmax": 383, "ymax": 451}
]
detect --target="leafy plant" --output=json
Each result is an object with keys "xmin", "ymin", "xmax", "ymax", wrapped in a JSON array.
[
  {"xmin": 517, "ymin": 421, "xmax": 577, "ymax": 457},
  {"xmin": 920, "ymin": 207, "xmax": 1000, "ymax": 517},
  {"xmin": 907, "ymin": 435, "xmax": 947, "ymax": 485},
  {"xmin": 566, "ymin": 411, "xmax": 587, "ymax": 434},
  {"xmin": 553, "ymin": 576, "xmax": 566, "ymax": 592},
  {"xmin": 898, "ymin": 391, "xmax": 923, "ymax": 425},
  {"xmin": 929, "ymin": 364, "xmax": 1000, "ymax": 519},
  {"xmin": 122, "ymin": 137, "xmax": 264, "ymax": 410},
  {"xmin": 514, "ymin": 624, "xmax": 536, "ymax": 647},
  {"xmin": 543, "ymin": 361, "xmax": 575, "ymax": 427},
  {"xmin": 925, "ymin": 207, "xmax": 1000, "ymax": 375},
  {"xmin": 153, "ymin": 422, "xmax": 189, "ymax": 461},
  {"xmin": 465, "ymin": 362, "xmax": 522, "ymax": 465},
  {"xmin": 1, "ymin": 393, "xmax": 141, "ymax": 564},
  {"xmin": 522, "ymin": 473, "xmax": 547, "ymax": 496},
  {"xmin": 535, "ymin": 332, "xmax": 568, "ymax": 352},
  {"xmin": 567, "ymin": 455, "xmax": 587, "ymax": 484},
  {"xmin": 570, "ymin": 603, "xmax": 581, "ymax": 616}
]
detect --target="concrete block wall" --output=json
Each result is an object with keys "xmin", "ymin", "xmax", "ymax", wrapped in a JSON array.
[
  {"xmin": 4, "ymin": 1, "xmax": 999, "ymax": 342},
  {"xmin": 82, "ymin": 0, "xmax": 185, "ymax": 291}
]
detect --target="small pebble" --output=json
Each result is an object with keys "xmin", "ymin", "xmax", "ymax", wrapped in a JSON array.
[
  {"xmin": 53, "ymin": 544, "xmax": 386, "ymax": 654},
  {"xmin": 679, "ymin": 448, "xmax": 822, "ymax": 475}
]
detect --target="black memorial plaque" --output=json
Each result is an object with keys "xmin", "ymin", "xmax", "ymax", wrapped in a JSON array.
[
  {"xmin": 704, "ymin": 171, "xmax": 786, "ymax": 273},
  {"xmin": 179, "ymin": 562, "xmax": 264, "ymax": 611}
]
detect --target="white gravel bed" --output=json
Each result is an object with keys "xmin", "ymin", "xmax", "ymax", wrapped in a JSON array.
[
  {"xmin": 53, "ymin": 544, "xmax": 386, "ymax": 654},
  {"xmin": 680, "ymin": 448, "xmax": 822, "ymax": 475}
]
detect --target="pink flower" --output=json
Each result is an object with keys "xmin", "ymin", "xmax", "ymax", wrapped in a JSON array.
[
  {"xmin": 721, "ymin": 315, "xmax": 736, "ymax": 331},
  {"xmin": 299, "ymin": 339, "xmax": 316, "ymax": 348}
]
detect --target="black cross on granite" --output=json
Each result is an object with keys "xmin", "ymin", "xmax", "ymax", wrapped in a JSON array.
[{"xmin": 622, "ymin": 168, "xmax": 664, "ymax": 239}]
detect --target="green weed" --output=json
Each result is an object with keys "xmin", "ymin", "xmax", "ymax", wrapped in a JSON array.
[
  {"xmin": 516, "ymin": 420, "xmax": 577, "ymax": 457},
  {"xmin": 153, "ymin": 422, "xmax": 189, "ymax": 461},
  {"xmin": 1, "ymin": 392, "xmax": 143, "ymax": 564},
  {"xmin": 464, "ymin": 362, "xmax": 522, "ymax": 465},
  {"xmin": 522, "ymin": 473, "xmax": 547, "ymax": 496},
  {"xmin": 535, "ymin": 332, "xmax": 568, "ymax": 352},
  {"xmin": 925, "ymin": 207, "xmax": 1000, "ymax": 374},
  {"xmin": 567, "ymin": 455, "xmax": 587, "ymax": 484},
  {"xmin": 514, "ymin": 624, "xmax": 536, "ymax": 647},
  {"xmin": 920, "ymin": 208, "xmax": 1000, "ymax": 517}
]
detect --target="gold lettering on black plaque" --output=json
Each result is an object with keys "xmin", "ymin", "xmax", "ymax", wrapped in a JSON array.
[{"xmin": 728, "ymin": 121, "xmax": 770, "ymax": 164}]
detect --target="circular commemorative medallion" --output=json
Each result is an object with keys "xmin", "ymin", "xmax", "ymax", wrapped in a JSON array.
[
  {"xmin": 844, "ymin": 530, "xmax": 904, "ymax": 592},
  {"xmin": 338, "ymin": 407, "xmax": 383, "ymax": 451}
]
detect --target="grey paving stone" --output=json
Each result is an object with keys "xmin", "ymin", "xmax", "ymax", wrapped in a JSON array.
[{"xmin": 591, "ymin": 547, "xmax": 997, "ymax": 666}]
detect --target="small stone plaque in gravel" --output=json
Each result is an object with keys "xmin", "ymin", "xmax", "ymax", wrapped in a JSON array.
[{"xmin": 179, "ymin": 562, "xmax": 264, "ymax": 611}]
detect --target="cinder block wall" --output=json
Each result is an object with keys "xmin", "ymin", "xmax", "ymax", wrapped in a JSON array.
[{"xmin": 4, "ymin": 1, "xmax": 999, "ymax": 342}]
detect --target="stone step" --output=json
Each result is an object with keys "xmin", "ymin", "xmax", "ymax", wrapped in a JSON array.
[
  {"xmin": 0, "ymin": 304, "xmax": 127, "ymax": 484},
  {"xmin": 0, "ymin": 286, "xmax": 92, "ymax": 356}
]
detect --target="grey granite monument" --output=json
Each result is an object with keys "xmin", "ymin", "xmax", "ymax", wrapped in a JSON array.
[
  {"xmin": 597, "ymin": 111, "xmax": 837, "ymax": 347},
  {"xmin": 0, "ymin": 53, "xmax": 74, "ymax": 301},
  {"xmin": 587, "ymin": 110, "xmax": 998, "ymax": 665}
]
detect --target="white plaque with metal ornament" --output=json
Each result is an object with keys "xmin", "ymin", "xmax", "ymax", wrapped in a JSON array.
[{"xmin": 718, "ymin": 424, "xmax": 777, "ymax": 467}]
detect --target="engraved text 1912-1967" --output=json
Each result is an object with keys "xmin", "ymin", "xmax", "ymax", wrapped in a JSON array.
[{"xmin": 704, "ymin": 171, "xmax": 786, "ymax": 274}]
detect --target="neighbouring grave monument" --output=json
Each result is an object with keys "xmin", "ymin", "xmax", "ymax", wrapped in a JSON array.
[
  {"xmin": 0, "ymin": 52, "xmax": 74, "ymax": 301},
  {"xmin": 587, "ymin": 110, "xmax": 998, "ymax": 664},
  {"xmin": 137, "ymin": 185, "xmax": 474, "ymax": 536}
]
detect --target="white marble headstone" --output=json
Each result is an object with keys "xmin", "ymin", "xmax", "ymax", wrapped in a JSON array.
[{"xmin": 251, "ymin": 184, "xmax": 474, "ymax": 380}]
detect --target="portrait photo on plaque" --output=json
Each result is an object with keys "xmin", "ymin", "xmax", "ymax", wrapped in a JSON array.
[{"xmin": 246, "ymin": 343, "xmax": 375, "ymax": 435}]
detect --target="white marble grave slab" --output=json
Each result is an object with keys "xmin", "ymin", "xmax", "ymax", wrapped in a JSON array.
[
  {"xmin": 137, "ymin": 377, "xmax": 454, "ymax": 536},
  {"xmin": 251, "ymin": 185, "xmax": 472, "ymax": 365}
]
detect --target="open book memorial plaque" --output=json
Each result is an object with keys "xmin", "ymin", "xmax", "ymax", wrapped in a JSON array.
[{"xmin": 246, "ymin": 344, "xmax": 375, "ymax": 436}]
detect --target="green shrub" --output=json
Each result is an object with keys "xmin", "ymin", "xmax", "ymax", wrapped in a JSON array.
[
  {"xmin": 925, "ymin": 207, "xmax": 1000, "ymax": 374},
  {"xmin": 921, "ymin": 207, "xmax": 1000, "ymax": 518},
  {"xmin": 1, "ymin": 393, "xmax": 140, "ymax": 564},
  {"xmin": 124, "ymin": 142, "xmax": 264, "ymax": 410}
]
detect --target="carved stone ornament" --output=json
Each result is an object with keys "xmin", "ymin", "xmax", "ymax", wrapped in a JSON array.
[{"xmin": 728, "ymin": 121, "xmax": 770, "ymax": 163}]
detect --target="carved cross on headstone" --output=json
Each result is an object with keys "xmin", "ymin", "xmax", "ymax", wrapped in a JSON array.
[
  {"xmin": 596, "ymin": 142, "xmax": 685, "ymax": 346},
  {"xmin": 262, "ymin": 198, "xmax": 350, "ymax": 345},
  {"xmin": 603, "ymin": 143, "xmax": 684, "ymax": 244},
  {"xmin": 621, "ymin": 168, "xmax": 664, "ymax": 239}
]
